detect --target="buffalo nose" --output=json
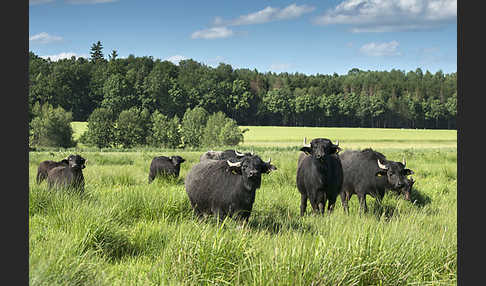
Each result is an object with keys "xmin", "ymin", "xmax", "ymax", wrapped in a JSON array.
[
  {"xmin": 315, "ymin": 154, "xmax": 322, "ymax": 159},
  {"xmin": 249, "ymin": 170, "xmax": 257, "ymax": 177}
]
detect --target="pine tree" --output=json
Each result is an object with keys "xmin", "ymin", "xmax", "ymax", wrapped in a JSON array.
[
  {"xmin": 90, "ymin": 41, "xmax": 105, "ymax": 63},
  {"xmin": 109, "ymin": 49, "xmax": 118, "ymax": 61}
]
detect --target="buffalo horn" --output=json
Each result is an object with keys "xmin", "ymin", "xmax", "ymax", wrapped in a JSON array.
[
  {"xmin": 227, "ymin": 160, "xmax": 242, "ymax": 167},
  {"xmin": 266, "ymin": 158, "xmax": 271, "ymax": 164},
  {"xmin": 402, "ymin": 157, "xmax": 406, "ymax": 167},
  {"xmin": 235, "ymin": 150, "xmax": 245, "ymax": 157},
  {"xmin": 303, "ymin": 137, "xmax": 311, "ymax": 147},
  {"xmin": 377, "ymin": 159, "xmax": 387, "ymax": 170},
  {"xmin": 335, "ymin": 139, "xmax": 339, "ymax": 146}
]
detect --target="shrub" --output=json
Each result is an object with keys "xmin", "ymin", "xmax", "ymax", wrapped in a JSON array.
[
  {"xmin": 29, "ymin": 102, "xmax": 76, "ymax": 148},
  {"xmin": 202, "ymin": 112, "xmax": 244, "ymax": 147},
  {"xmin": 149, "ymin": 110, "xmax": 182, "ymax": 148},
  {"xmin": 219, "ymin": 118, "xmax": 244, "ymax": 146},
  {"xmin": 84, "ymin": 107, "xmax": 116, "ymax": 148},
  {"xmin": 180, "ymin": 107, "xmax": 208, "ymax": 148},
  {"xmin": 201, "ymin": 112, "xmax": 227, "ymax": 147},
  {"xmin": 115, "ymin": 107, "xmax": 151, "ymax": 148}
]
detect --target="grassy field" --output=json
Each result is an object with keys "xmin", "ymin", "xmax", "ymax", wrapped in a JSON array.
[{"xmin": 29, "ymin": 125, "xmax": 457, "ymax": 285}]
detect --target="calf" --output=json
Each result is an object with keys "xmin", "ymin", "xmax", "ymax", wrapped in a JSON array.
[
  {"xmin": 36, "ymin": 159, "xmax": 69, "ymax": 184},
  {"xmin": 47, "ymin": 154, "xmax": 87, "ymax": 192},
  {"xmin": 296, "ymin": 137, "xmax": 343, "ymax": 216},
  {"xmin": 148, "ymin": 155, "xmax": 185, "ymax": 183},
  {"xmin": 185, "ymin": 155, "xmax": 276, "ymax": 221},
  {"xmin": 339, "ymin": 148, "xmax": 414, "ymax": 213}
]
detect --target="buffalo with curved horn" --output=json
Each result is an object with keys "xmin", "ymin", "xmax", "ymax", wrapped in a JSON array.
[
  {"xmin": 296, "ymin": 137, "xmax": 343, "ymax": 216},
  {"xmin": 185, "ymin": 155, "xmax": 277, "ymax": 221}
]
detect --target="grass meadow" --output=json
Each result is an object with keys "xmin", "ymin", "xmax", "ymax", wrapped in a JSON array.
[{"xmin": 29, "ymin": 125, "xmax": 457, "ymax": 285}]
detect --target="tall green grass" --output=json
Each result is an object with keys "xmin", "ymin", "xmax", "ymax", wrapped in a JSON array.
[{"xmin": 30, "ymin": 128, "xmax": 456, "ymax": 285}]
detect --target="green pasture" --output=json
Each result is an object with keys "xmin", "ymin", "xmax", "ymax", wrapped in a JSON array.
[
  {"xmin": 239, "ymin": 126, "xmax": 456, "ymax": 150},
  {"xmin": 71, "ymin": 121, "xmax": 457, "ymax": 150},
  {"xmin": 29, "ymin": 125, "xmax": 457, "ymax": 285}
]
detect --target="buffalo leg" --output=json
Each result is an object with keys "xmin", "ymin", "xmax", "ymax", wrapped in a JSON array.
[
  {"xmin": 357, "ymin": 193, "xmax": 368, "ymax": 214},
  {"xmin": 309, "ymin": 196, "xmax": 320, "ymax": 214},
  {"xmin": 300, "ymin": 193, "xmax": 308, "ymax": 216},
  {"xmin": 36, "ymin": 171, "xmax": 44, "ymax": 184},
  {"xmin": 340, "ymin": 191, "xmax": 350, "ymax": 214},
  {"xmin": 327, "ymin": 195, "xmax": 337, "ymax": 213},
  {"xmin": 148, "ymin": 173, "xmax": 154, "ymax": 184},
  {"xmin": 316, "ymin": 192, "xmax": 326, "ymax": 215}
]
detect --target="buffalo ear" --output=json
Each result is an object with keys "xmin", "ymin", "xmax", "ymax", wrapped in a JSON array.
[
  {"xmin": 61, "ymin": 159, "xmax": 69, "ymax": 164},
  {"xmin": 375, "ymin": 170, "xmax": 387, "ymax": 177},
  {"xmin": 332, "ymin": 146, "xmax": 342, "ymax": 154},
  {"xmin": 404, "ymin": 169, "xmax": 414, "ymax": 175},
  {"xmin": 264, "ymin": 163, "xmax": 277, "ymax": 174},
  {"xmin": 300, "ymin": 147, "xmax": 312, "ymax": 155}
]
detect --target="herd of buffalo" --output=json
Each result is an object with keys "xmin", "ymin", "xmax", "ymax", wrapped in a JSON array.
[{"xmin": 35, "ymin": 138, "xmax": 415, "ymax": 221}]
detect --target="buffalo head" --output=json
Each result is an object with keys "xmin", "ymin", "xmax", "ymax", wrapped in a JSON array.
[
  {"xmin": 227, "ymin": 155, "xmax": 276, "ymax": 178},
  {"xmin": 301, "ymin": 137, "xmax": 341, "ymax": 160},
  {"xmin": 170, "ymin": 155, "xmax": 186, "ymax": 166},
  {"xmin": 376, "ymin": 158, "xmax": 414, "ymax": 190},
  {"xmin": 67, "ymin": 154, "xmax": 87, "ymax": 170}
]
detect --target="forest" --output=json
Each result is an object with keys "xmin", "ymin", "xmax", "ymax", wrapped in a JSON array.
[{"xmin": 29, "ymin": 41, "xmax": 457, "ymax": 130}]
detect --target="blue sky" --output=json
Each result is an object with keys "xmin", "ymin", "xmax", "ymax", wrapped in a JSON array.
[{"xmin": 29, "ymin": 0, "xmax": 457, "ymax": 75}]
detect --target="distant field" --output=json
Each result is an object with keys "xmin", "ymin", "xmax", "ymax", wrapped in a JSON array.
[
  {"xmin": 239, "ymin": 126, "xmax": 456, "ymax": 150},
  {"xmin": 71, "ymin": 122, "xmax": 456, "ymax": 150}
]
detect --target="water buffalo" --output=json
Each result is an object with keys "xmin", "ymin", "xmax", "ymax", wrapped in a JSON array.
[
  {"xmin": 148, "ymin": 155, "xmax": 185, "ymax": 183},
  {"xmin": 296, "ymin": 137, "xmax": 343, "ymax": 216},
  {"xmin": 36, "ymin": 158, "xmax": 69, "ymax": 184},
  {"xmin": 185, "ymin": 155, "xmax": 277, "ymax": 221},
  {"xmin": 47, "ymin": 154, "xmax": 87, "ymax": 192},
  {"xmin": 339, "ymin": 148, "xmax": 415, "ymax": 213},
  {"xmin": 199, "ymin": 149, "xmax": 252, "ymax": 162}
]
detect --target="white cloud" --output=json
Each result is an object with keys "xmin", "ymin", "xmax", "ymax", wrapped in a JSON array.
[
  {"xmin": 29, "ymin": 0, "xmax": 54, "ymax": 5},
  {"xmin": 191, "ymin": 26, "xmax": 234, "ymax": 39},
  {"xmin": 314, "ymin": 0, "xmax": 456, "ymax": 32},
  {"xmin": 164, "ymin": 55, "xmax": 188, "ymax": 65},
  {"xmin": 195, "ymin": 4, "xmax": 315, "ymax": 40},
  {"xmin": 231, "ymin": 6, "xmax": 279, "ymax": 26},
  {"xmin": 276, "ymin": 4, "xmax": 316, "ymax": 20},
  {"xmin": 216, "ymin": 4, "xmax": 315, "ymax": 26},
  {"xmin": 29, "ymin": 32, "xmax": 63, "ymax": 44},
  {"xmin": 360, "ymin": 41, "xmax": 401, "ymax": 56},
  {"xmin": 40, "ymin": 52, "xmax": 89, "ymax": 61}
]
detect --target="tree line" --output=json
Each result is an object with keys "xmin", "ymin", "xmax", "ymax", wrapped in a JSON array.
[{"xmin": 29, "ymin": 41, "xmax": 457, "ymax": 130}]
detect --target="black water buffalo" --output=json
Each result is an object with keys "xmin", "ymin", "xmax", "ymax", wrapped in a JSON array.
[
  {"xmin": 199, "ymin": 149, "xmax": 252, "ymax": 162},
  {"xmin": 36, "ymin": 158, "xmax": 69, "ymax": 184},
  {"xmin": 296, "ymin": 137, "xmax": 343, "ymax": 216},
  {"xmin": 148, "ymin": 155, "xmax": 186, "ymax": 183},
  {"xmin": 47, "ymin": 154, "xmax": 87, "ymax": 192},
  {"xmin": 185, "ymin": 155, "xmax": 277, "ymax": 221},
  {"xmin": 339, "ymin": 148, "xmax": 415, "ymax": 213}
]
